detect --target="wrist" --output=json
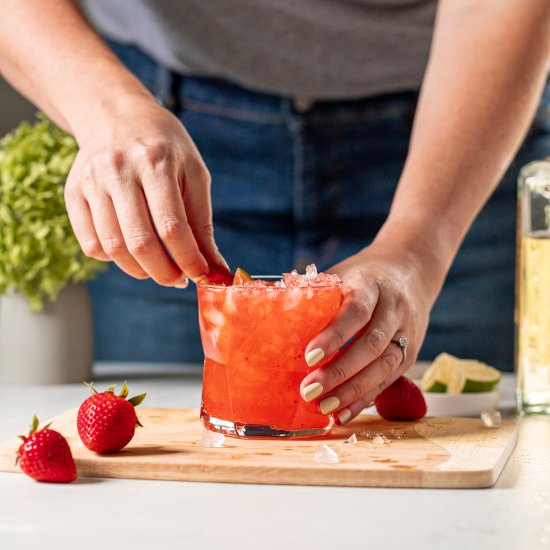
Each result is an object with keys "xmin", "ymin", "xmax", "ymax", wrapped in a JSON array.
[
  {"xmin": 372, "ymin": 211, "xmax": 456, "ymax": 304},
  {"xmin": 68, "ymin": 86, "xmax": 159, "ymax": 145}
]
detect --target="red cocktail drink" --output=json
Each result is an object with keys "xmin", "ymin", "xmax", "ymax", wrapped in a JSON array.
[{"xmin": 198, "ymin": 267, "xmax": 342, "ymax": 438}]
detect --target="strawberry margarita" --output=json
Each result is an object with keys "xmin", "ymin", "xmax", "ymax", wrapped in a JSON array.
[{"xmin": 198, "ymin": 265, "xmax": 342, "ymax": 438}]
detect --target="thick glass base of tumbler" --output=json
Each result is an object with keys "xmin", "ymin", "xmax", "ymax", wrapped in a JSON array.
[
  {"xmin": 517, "ymin": 390, "xmax": 550, "ymax": 416},
  {"xmin": 201, "ymin": 411, "xmax": 332, "ymax": 439}
]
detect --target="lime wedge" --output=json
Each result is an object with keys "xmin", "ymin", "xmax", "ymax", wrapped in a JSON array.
[{"xmin": 421, "ymin": 353, "xmax": 500, "ymax": 394}]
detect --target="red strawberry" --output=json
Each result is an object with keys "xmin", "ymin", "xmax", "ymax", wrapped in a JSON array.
[
  {"xmin": 374, "ymin": 376, "xmax": 427, "ymax": 421},
  {"xmin": 206, "ymin": 264, "xmax": 234, "ymax": 285},
  {"xmin": 77, "ymin": 382, "xmax": 146, "ymax": 454},
  {"xmin": 17, "ymin": 415, "xmax": 77, "ymax": 483}
]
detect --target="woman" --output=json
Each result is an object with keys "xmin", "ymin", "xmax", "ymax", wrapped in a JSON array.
[{"xmin": 1, "ymin": 0, "xmax": 549, "ymax": 425}]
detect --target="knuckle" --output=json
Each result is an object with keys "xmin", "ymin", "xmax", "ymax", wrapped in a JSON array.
[
  {"xmin": 394, "ymin": 288, "xmax": 410, "ymax": 312},
  {"xmin": 329, "ymin": 327, "xmax": 346, "ymax": 350},
  {"xmin": 348, "ymin": 295, "xmax": 372, "ymax": 325},
  {"xmin": 81, "ymin": 241, "xmax": 103, "ymax": 258},
  {"xmin": 127, "ymin": 233, "xmax": 156, "ymax": 255},
  {"xmin": 101, "ymin": 237, "xmax": 125, "ymax": 256},
  {"xmin": 100, "ymin": 148, "xmax": 125, "ymax": 173},
  {"xmin": 329, "ymin": 362, "xmax": 348, "ymax": 386},
  {"xmin": 381, "ymin": 351, "xmax": 399, "ymax": 374},
  {"xmin": 157, "ymin": 217, "xmax": 184, "ymax": 242},
  {"xmin": 350, "ymin": 379, "xmax": 365, "ymax": 401},
  {"xmin": 201, "ymin": 222, "xmax": 215, "ymax": 239},
  {"xmin": 80, "ymin": 162, "xmax": 94, "ymax": 181},
  {"xmin": 366, "ymin": 329, "xmax": 385, "ymax": 355},
  {"xmin": 136, "ymin": 141, "xmax": 173, "ymax": 167}
]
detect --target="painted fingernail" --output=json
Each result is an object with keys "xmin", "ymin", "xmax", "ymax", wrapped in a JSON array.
[
  {"xmin": 216, "ymin": 251, "xmax": 231, "ymax": 271},
  {"xmin": 301, "ymin": 382, "xmax": 324, "ymax": 402},
  {"xmin": 320, "ymin": 396, "xmax": 340, "ymax": 415},
  {"xmin": 305, "ymin": 348, "xmax": 325, "ymax": 367},
  {"xmin": 174, "ymin": 276, "xmax": 189, "ymax": 289},
  {"xmin": 337, "ymin": 408, "xmax": 352, "ymax": 425}
]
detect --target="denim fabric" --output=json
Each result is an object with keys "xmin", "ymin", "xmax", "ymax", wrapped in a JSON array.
[{"xmin": 89, "ymin": 40, "xmax": 550, "ymax": 371}]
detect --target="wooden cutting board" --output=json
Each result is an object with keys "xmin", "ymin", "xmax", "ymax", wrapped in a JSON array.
[{"xmin": 0, "ymin": 408, "xmax": 517, "ymax": 488}]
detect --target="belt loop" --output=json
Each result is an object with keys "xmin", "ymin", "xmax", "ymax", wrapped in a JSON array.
[
  {"xmin": 154, "ymin": 64, "xmax": 183, "ymax": 112},
  {"xmin": 170, "ymin": 72, "xmax": 184, "ymax": 113}
]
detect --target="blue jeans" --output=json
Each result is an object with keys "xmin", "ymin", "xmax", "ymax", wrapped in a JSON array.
[{"xmin": 89, "ymin": 40, "xmax": 550, "ymax": 371}]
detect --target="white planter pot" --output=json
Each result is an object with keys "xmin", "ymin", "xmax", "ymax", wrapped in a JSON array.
[{"xmin": 0, "ymin": 283, "xmax": 93, "ymax": 384}]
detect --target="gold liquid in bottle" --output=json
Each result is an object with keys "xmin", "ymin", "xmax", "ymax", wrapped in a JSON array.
[
  {"xmin": 516, "ymin": 161, "xmax": 550, "ymax": 415},
  {"xmin": 517, "ymin": 232, "xmax": 550, "ymax": 414}
]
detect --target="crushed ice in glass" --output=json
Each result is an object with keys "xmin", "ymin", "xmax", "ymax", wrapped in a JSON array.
[
  {"xmin": 200, "ymin": 429, "xmax": 225, "ymax": 447},
  {"xmin": 305, "ymin": 264, "xmax": 318, "ymax": 280},
  {"xmin": 314, "ymin": 444, "xmax": 340, "ymax": 464},
  {"xmin": 344, "ymin": 433, "xmax": 358, "ymax": 445},
  {"xmin": 281, "ymin": 264, "xmax": 341, "ymax": 288},
  {"xmin": 481, "ymin": 409, "xmax": 501, "ymax": 428}
]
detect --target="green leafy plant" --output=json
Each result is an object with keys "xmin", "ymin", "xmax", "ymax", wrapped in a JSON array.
[{"xmin": 0, "ymin": 114, "xmax": 104, "ymax": 311}]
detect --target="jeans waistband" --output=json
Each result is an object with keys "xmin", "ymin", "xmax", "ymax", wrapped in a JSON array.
[{"xmin": 105, "ymin": 37, "xmax": 418, "ymax": 125}]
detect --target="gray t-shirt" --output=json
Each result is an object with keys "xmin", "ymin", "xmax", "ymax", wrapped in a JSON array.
[{"xmin": 82, "ymin": 0, "xmax": 437, "ymax": 100}]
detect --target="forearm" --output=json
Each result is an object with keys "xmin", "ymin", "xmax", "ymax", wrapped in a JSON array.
[
  {"xmin": 0, "ymin": 0, "xmax": 155, "ymax": 140},
  {"xmin": 376, "ymin": 0, "xmax": 550, "ymax": 301}
]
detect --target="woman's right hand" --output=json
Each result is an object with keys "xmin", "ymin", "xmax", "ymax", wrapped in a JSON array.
[{"xmin": 65, "ymin": 98, "xmax": 224, "ymax": 287}]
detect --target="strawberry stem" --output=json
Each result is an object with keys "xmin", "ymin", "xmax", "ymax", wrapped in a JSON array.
[{"xmin": 84, "ymin": 381, "xmax": 98, "ymax": 395}]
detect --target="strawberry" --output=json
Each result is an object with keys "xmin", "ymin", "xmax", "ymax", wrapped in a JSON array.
[
  {"xmin": 77, "ymin": 382, "xmax": 146, "ymax": 454},
  {"xmin": 374, "ymin": 376, "xmax": 427, "ymax": 421},
  {"xmin": 17, "ymin": 415, "xmax": 77, "ymax": 483},
  {"xmin": 206, "ymin": 264, "xmax": 234, "ymax": 285}
]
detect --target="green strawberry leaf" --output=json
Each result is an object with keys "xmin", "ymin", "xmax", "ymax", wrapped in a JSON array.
[
  {"xmin": 118, "ymin": 381, "xmax": 129, "ymax": 399},
  {"xmin": 30, "ymin": 415, "xmax": 39, "ymax": 434},
  {"xmin": 128, "ymin": 393, "xmax": 146, "ymax": 407}
]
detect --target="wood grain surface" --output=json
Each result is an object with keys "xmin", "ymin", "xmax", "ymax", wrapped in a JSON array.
[{"xmin": 0, "ymin": 408, "xmax": 518, "ymax": 488}]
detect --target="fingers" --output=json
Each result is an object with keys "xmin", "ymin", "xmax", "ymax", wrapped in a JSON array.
[
  {"xmin": 109, "ymin": 183, "xmax": 185, "ymax": 286},
  {"xmin": 304, "ymin": 284, "xmax": 380, "ymax": 368},
  {"xmin": 300, "ymin": 301, "xmax": 401, "ymax": 405},
  {"xmin": 140, "ymin": 154, "xmax": 210, "ymax": 281},
  {"xmin": 326, "ymin": 345, "xmax": 405, "ymax": 425},
  {"xmin": 65, "ymin": 191, "xmax": 109, "ymax": 261},
  {"xmin": 87, "ymin": 195, "xmax": 149, "ymax": 280},
  {"xmin": 334, "ymin": 356, "xmax": 405, "ymax": 426},
  {"xmin": 68, "ymin": 138, "xmax": 218, "ymax": 284}
]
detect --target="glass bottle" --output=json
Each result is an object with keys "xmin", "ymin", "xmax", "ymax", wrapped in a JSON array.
[{"xmin": 516, "ymin": 160, "xmax": 550, "ymax": 415}]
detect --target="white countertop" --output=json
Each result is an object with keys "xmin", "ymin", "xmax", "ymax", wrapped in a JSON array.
[{"xmin": 1, "ymin": 365, "xmax": 549, "ymax": 550}]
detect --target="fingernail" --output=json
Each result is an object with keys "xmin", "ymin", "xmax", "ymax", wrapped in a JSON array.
[
  {"xmin": 174, "ymin": 276, "xmax": 189, "ymax": 289},
  {"xmin": 320, "ymin": 396, "xmax": 340, "ymax": 415},
  {"xmin": 216, "ymin": 251, "xmax": 230, "ymax": 271},
  {"xmin": 193, "ymin": 274, "xmax": 210, "ymax": 285},
  {"xmin": 337, "ymin": 408, "xmax": 352, "ymax": 425},
  {"xmin": 301, "ymin": 382, "xmax": 324, "ymax": 402},
  {"xmin": 305, "ymin": 348, "xmax": 325, "ymax": 367}
]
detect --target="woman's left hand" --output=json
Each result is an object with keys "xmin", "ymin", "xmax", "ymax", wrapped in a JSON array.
[{"xmin": 300, "ymin": 241, "xmax": 435, "ymax": 425}]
